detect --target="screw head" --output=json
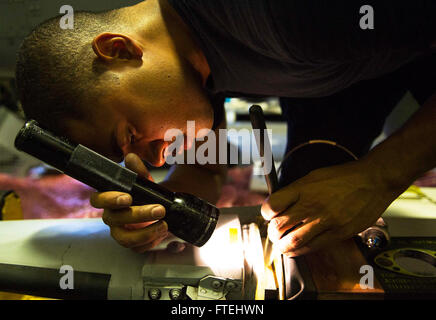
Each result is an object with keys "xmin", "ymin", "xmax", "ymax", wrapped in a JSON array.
[
  {"xmin": 225, "ymin": 281, "xmax": 237, "ymax": 290},
  {"xmin": 148, "ymin": 288, "xmax": 161, "ymax": 300},
  {"xmin": 212, "ymin": 280, "xmax": 222, "ymax": 289},
  {"xmin": 169, "ymin": 288, "xmax": 183, "ymax": 300},
  {"xmin": 200, "ymin": 288, "xmax": 207, "ymax": 294}
]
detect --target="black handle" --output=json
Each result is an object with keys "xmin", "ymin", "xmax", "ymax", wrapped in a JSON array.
[{"xmin": 14, "ymin": 121, "xmax": 219, "ymax": 246}]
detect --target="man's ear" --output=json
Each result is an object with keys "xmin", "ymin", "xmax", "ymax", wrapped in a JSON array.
[{"xmin": 92, "ymin": 33, "xmax": 143, "ymax": 62}]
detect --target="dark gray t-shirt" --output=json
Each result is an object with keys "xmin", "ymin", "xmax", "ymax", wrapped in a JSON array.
[{"xmin": 168, "ymin": 0, "xmax": 435, "ymax": 98}]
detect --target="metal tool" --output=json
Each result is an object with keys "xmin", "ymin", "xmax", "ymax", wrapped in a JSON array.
[
  {"xmin": 0, "ymin": 211, "xmax": 247, "ymax": 300},
  {"xmin": 249, "ymin": 105, "xmax": 287, "ymax": 299},
  {"xmin": 14, "ymin": 120, "xmax": 219, "ymax": 247},
  {"xmin": 249, "ymin": 106, "xmax": 278, "ymax": 264}
]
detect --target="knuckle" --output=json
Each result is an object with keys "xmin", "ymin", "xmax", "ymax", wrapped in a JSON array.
[
  {"xmin": 261, "ymin": 203, "xmax": 276, "ymax": 220},
  {"xmin": 283, "ymin": 251, "xmax": 296, "ymax": 258},
  {"xmin": 103, "ymin": 209, "xmax": 126, "ymax": 226},
  {"xmin": 110, "ymin": 228, "xmax": 133, "ymax": 248},
  {"xmin": 289, "ymin": 234, "xmax": 303, "ymax": 248},
  {"xmin": 117, "ymin": 236, "xmax": 134, "ymax": 248},
  {"xmin": 135, "ymin": 205, "xmax": 154, "ymax": 219},
  {"xmin": 272, "ymin": 217, "xmax": 285, "ymax": 230},
  {"xmin": 267, "ymin": 198, "xmax": 282, "ymax": 214},
  {"xmin": 154, "ymin": 221, "xmax": 168, "ymax": 235},
  {"xmin": 89, "ymin": 193, "xmax": 101, "ymax": 207},
  {"xmin": 102, "ymin": 213, "xmax": 112, "ymax": 226},
  {"xmin": 267, "ymin": 224, "xmax": 279, "ymax": 242},
  {"xmin": 317, "ymin": 217, "xmax": 331, "ymax": 229},
  {"xmin": 128, "ymin": 207, "xmax": 140, "ymax": 221},
  {"xmin": 277, "ymin": 242, "xmax": 290, "ymax": 255}
]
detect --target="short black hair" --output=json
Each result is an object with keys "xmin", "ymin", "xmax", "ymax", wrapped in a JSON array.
[{"xmin": 15, "ymin": 10, "xmax": 121, "ymax": 134}]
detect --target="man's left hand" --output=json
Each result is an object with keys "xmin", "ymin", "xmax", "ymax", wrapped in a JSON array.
[{"xmin": 261, "ymin": 159, "xmax": 403, "ymax": 257}]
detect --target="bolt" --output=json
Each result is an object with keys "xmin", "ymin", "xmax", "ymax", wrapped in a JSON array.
[
  {"xmin": 148, "ymin": 288, "xmax": 161, "ymax": 300},
  {"xmin": 212, "ymin": 280, "xmax": 222, "ymax": 289},
  {"xmin": 225, "ymin": 282, "xmax": 237, "ymax": 290},
  {"xmin": 169, "ymin": 288, "xmax": 183, "ymax": 300}
]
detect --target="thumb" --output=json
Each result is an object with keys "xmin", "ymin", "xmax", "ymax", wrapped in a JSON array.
[{"xmin": 124, "ymin": 153, "xmax": 154, "ymax": 182}]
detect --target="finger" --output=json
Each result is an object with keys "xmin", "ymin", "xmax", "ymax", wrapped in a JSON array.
[
  {"xmin": 111, "ymin": 220, "xmax": 168, "ymax": 248},
  {"xmin": 131, "ymin": 232, "xmax": 169, "ymax": 253},
  {"xmin": 261, "ymin": 187, "xmax": 300, "ymax": 220},
  {"xmin": 124, "ymin": 222, "xmax": 155, "ymax": 230},
  {"xmin": 90, "ymin": 191, "xmax": 132, "ymax": 209},
  {"xmin": 102, "ymin": 204, "xmax": 166, "ymax": 226},
  {"xmin": 281, "ymin": 229, "xmax": 341, "ymax": 257},
  {"xmin": 268, "ymin": 210, "xmax": 310, "ymax": 240},
  {"xmin": 166, "ymin": 241, "xmax": 186, "ymax": 253},
  {"xmin": 274, "ymin": 218, "xmax": 330, "ymax": 254},
  {"xmin": 125, "ymin": 153, "xmax": 154, "ymax": 181}
]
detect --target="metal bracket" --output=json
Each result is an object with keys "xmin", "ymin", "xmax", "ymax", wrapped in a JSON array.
[
  {"xmin": 195, "ymin": 275, "xmax": 242, "ymax": 300},
  {"xmin": 144, "ymin": 275, "xmax": 242, "ymax": 300},
  {"xmin": 144, "ymin": 283, "xmax": 186, "ymax": 300},
  {"xmin": 374, "ymin": 248, "xmax": 436, "ymax": 277}
]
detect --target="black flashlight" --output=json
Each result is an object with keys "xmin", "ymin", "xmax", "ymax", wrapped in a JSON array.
[{"xmin": 14, "ymin": 120, "xmax": 219, "ymax": 247}]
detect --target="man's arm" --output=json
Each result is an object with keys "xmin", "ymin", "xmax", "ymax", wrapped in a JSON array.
[
  {"xmin": 262, "ymin": 90, "xmax": 436, "ymax": 257},
  {"xmin": 365, "ymin": 92, "xmax": 436, "ymax": 192}
]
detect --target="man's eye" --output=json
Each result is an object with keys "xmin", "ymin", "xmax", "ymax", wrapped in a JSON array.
[
  {"xmin": 130, "ymin": 134, "xmax": 136, "ymax": 144},
  {"xmin": 128, "ymin": 127, "xmax": 136, "ymax": 145}
]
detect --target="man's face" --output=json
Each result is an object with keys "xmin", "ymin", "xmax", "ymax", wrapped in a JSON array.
[
  {"xmin": 65, "ymin": 65, "xmax": 214, "ymax": 167},
  {"xmin": 63, "ymin": 27, "xmax": 215, "ymax": 166}
]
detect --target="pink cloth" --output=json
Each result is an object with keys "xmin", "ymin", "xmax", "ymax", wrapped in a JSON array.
[
  {"xmin": 1, "ymin": 165, "xmax": 434, "ymax": 220},
  {"xmin": 216, "ymin": 166, "xmax": 266, "ymax": 208},
  {"xmin": 0, "ymin": 173, "xmax": 102, "ymax": 219}
]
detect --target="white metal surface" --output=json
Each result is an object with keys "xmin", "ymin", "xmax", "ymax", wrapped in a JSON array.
[{"xmin": 0, "ymin": 208, "xmax": 253, "ymax": 300}]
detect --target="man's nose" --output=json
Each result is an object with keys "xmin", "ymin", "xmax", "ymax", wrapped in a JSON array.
[{"xmin": 123, "ymin": 140, "xmax": 168, "ymax": 167}]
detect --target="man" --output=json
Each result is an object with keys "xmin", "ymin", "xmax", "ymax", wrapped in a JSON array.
[{"xmin": 15, "ymin": 0, "xmax": 436, "ymax": 256}]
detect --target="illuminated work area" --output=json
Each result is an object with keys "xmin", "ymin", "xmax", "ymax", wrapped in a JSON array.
[{"xmin": 0, "ymin": 0, "xmax": 435, "ymax": 304}]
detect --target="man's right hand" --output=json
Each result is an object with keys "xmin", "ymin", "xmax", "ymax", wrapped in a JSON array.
[{"xmin": 90, "ymin": 153, "xmax": 169, "ymax": 253}]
